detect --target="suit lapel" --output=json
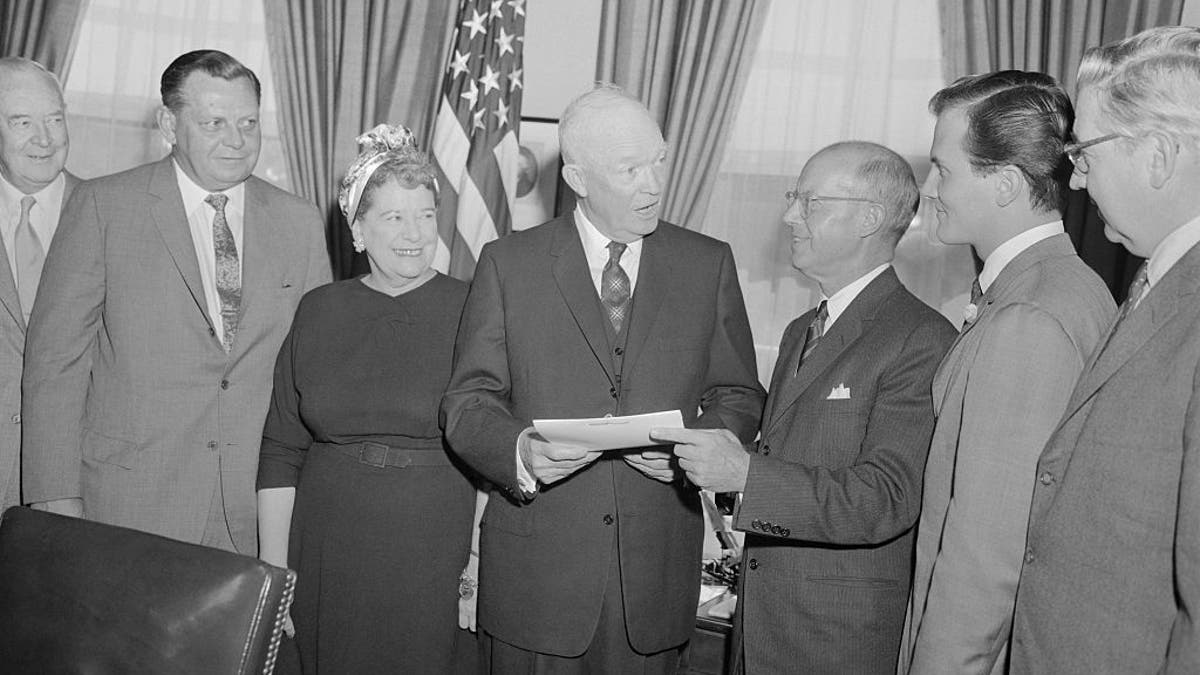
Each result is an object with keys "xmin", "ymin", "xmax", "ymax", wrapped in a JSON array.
[
  {"xmin": 147, "ymin": 157, "xmax": 215, "ymax": 337},
  {"xmin": 761, "ymin": 320, "xmax": 808, "ymax": 428},
  {"xmin": 551, "ymin": 216, "xmax": 616, "ymax": 386},
  {"xmin": 620, "ymin": 225, "xmax": 670, "ymax": 378},
  {"xmin": 0, "ymin": 233, "xmax": 22, "ymax": 331},
  {"xmin": 765, "ymin": 269, "xmax": 899, "ymax": 434},
  {"xmin": 1063, "ymin": 243, "xmax": 1200, "ymax": 419}
]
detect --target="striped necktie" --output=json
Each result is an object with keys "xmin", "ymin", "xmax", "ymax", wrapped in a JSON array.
[{"xmin": 795, "ymin": 300, "xmax": 828, "ymax": 375}]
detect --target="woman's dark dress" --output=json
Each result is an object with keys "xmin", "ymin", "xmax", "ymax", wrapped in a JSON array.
[{"xmin": 257, "ymin": 274, "xmax": 474, "ymax": 674}]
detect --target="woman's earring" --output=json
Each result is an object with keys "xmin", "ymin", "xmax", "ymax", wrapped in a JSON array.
[{"xmin": 353, "ymin": 237, "xmax": 366, "ymax": 253}]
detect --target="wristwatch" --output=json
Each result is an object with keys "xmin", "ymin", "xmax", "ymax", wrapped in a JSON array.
[{"xmin": 458, "ymin": 573, "xmax": 477, "ymax": 600}]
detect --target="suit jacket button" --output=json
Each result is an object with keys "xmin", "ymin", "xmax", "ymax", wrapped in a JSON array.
[
  {"xmin": 747, "ymin": 558, "xmax": 758, "ymax": 570},
  {"xmin": 206, "ymin": 441, "xmax": 217, "ymax": 450},
  {"xmin": 771, "ymin": 525, "xmax": 782, "ymax": 534},
  {"xmin": 1038, "ymin": 471, "xmax": 1055, "ymax": 485},
  {"xmin": 10, "ymin": 414, "xmax": 19, "ymax": 424},
  {"xmin": 603, "ymin": 513, "xmax": 614, "ymax": 525},
  {"xmin": 761, "ymin": 444, "xmax": 770, "ymax": 456},
  {"xmin": 781, "ymin": 528, "xmax": 790, "ymax": 537},
  {"xmin": 220, "ymin": 379, "xmax": 230, "ymax": 390},
  {"xmin": 751, "ymin": 519, "xmax": 762, "ymax": 529},
  {"xmin": 1024, "ymin": 547, "xmax": 1035, "ymax": 565},
  {"xmin": 208, "ymin": 327, "xmax": 216, "ymax": 336},
  {"xmin": 609, "ymin": 387, "xmax": 618, "ymax": 399},
  {"xmin": 614, "ymin": 347, "xmax": 624, "ymax": 356}
]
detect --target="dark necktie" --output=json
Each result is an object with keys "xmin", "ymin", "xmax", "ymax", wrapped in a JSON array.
[
  {"xmin": 602, "ymin": 241, "xmax": 631, "ymax": 333},
  {"xmin": 795, "ymin": 300, "xmax": 828, "ymax": 374},
  {"xmin": 206, "ymin": 193, "xmax": 240, "ymax": 351},
  {"xmin": 14, "ymin": 195, "xmax": 41, "ymax": 320},
  {"xmin": 970, "ymin": 277, "xmax": 983, "ymax": 306}
]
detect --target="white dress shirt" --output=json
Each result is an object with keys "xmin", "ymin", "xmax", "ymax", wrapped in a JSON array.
[
  {"xmin": 0, "ymin": 172, "xmax": 66, "ymax": 294},
  {"xmin": 1145, "ymin": 212, "xmax": 1200, "ymax": 296},
  {"xmin": 823, "ymin": 263, "xmax": 891, "ymax": 331},
  {"xmin": 978, "ymin": 221, "xmax": 1065, "ymax": 293},
  {"xmin": 173, "ymin": 161, "xmax": 245, "ymax": 341}
]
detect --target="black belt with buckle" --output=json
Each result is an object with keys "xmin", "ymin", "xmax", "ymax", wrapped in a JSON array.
[{"xmin": 315, "ymin": 441, "xmax": 451, "ymax": 469}]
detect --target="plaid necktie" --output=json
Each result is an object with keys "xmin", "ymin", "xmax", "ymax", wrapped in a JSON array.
[
  {"xmin": 602, "ymin": 241, "xmax": 631, "ymax": 333},
  {"xmin": 206, "ymin": 193, "xmax": 240, "ymax": 351},
  {"xmin": 14, "ymin": 195, "xmax": 41, "ymax": 320},
  {"xmin": 795, "ymin": 300, "xmax": 828, "ymax": 374}
]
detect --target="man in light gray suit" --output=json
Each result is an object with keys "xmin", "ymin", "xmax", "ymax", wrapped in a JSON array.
[
  {"xmin": 1011, "ymin": 26, "xmax": 1200, "ymax": 674},
  {"xmin": 0, "ymin": 57, "xmax": 78, "ymax": 512},
  {"xmin": 21, "ymin": 50, "xmax": 330, "ymax": 554},
  {"xmin": 897, "ymin": 71, "xmax": 1114, "ymax": 675}
]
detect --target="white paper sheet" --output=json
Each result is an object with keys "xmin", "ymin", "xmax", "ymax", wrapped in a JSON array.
[{"xmin": 532, "ymin": 409, "xmax": 684, "ymax": 451}]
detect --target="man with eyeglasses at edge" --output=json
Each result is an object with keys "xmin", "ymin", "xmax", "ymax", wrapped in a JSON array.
[
  {"xmin": 1010, "ymin": 25, "xmax": 1200, "ymax": 675},
  {"xmin": 895, "ymin": 70, "xmax": 1115, "ymax": 675},
  {"xmin": 654, "ymin": 140, "xmax": 956, "ymax": 674}
]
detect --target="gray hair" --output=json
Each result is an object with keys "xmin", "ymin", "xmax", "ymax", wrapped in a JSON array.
[
  {"xmin": 558, "ymin": 83, "xmax": 653, "ymax": 166},
  {"xmin": 813, "ymin": 141, "xmax": 919, "ymax": 244},
  {"xmin": 1077, "ymin": 26, "xmax": 1200, "ymax": 147},
  {"xmin": 0, "ymin": 57, "xmax": 64, "ymax": 100}
]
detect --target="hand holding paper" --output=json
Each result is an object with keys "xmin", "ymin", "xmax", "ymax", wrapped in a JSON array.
[
  {"xmin": 651, "ymin": 427, "xmax": 751, "ymax": 493},
  {"xmin": 520, "ymin": 432, "xmax": 602, "ymax": 486}
]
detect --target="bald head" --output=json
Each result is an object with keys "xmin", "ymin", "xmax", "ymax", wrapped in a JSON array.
[
  {"xmin": 0, "ymin": 57, "xmax": 68, "ymax": 194},
  {"xmin": 558, "ymin": 84, "xmax": 668, "ymax": 242},
  {"xmin": 807, "ymin": 141, "xmax": 919, "ymax": 245}
]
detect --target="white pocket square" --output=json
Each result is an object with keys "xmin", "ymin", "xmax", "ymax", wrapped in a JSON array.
[{"xmin": 826, "ymin": 384, "xmax": 851, "ymax": 400}]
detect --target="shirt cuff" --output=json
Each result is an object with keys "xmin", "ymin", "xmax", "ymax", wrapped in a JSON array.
[{"xmin": 515, "ymin": 427, "xmax": 539, "ymax": 495}]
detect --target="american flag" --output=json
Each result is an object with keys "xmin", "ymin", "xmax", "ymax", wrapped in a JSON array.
[{"xmin": 432, "ymin": 0, "xmax": 526, "ymax": 280}]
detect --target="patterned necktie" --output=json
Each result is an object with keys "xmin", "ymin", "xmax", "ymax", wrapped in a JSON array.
[
  {"xmin": 206, "ymin": 193, "xmax": 240, "ymax": 351},
  {"xmin": 795, "ymin": 300, "xmax": 828, "ymax": 374},
  {"xmin": 1112, "ymin": 262, "xmax": 1149, "ymax": 330},
  {"xmin": 14, "ymin": 195, "xmax": 41, "ymax": 320},
  {"xmin": 602, "ymin": 241, "xmax": 631, "ymax": 333}
]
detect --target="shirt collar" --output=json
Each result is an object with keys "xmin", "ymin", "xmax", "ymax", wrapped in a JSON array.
[
  {"xmin": 979, "ymin": 220, "xmax": 1064, "ymax": 292},
  {"xmin": 172, "ymin": 159, "xmax": 245, "ymax": 216},
  {"xmin": 823, "ymin": 263, "xmax": 890, "ymax": 328},
  {"xmin": 0, "ymin": 172, "xmax": 66, "ymax": 214},
  {"xmin": 574, "ymin": 205, "xmax": 643, "ymax": 260},
  {"xmin": 1146, "ymin": 212, "xmax": 1200, "ymax": 288}
]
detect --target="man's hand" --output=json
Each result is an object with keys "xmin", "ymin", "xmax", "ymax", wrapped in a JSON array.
[
  {"xmin": 650, "ymin": 427, "xmax": 751, "ymax": 493},
  {"xmin": 520, "ymin": 432, "xmax": 602, "ymax": 485},
  {"xmin": 29, "ymin": 498, "xmax": 84, "ymax": 518},
  {"xmin": 623, "ymin": 449, "xmax": 677, "ymax": 483}
]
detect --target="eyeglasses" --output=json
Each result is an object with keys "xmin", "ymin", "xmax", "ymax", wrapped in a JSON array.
[
  {"xmin": 784, "ymin": 191, "xmax": 881, "ymax": 219},
  {"xmin": 1064, "ymin": 133, "xmax": 1124, "ymax": 174}
]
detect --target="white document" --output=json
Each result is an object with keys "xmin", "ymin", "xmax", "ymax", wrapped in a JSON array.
[{"xmin": 533, "ymin": 409, "xmax": 684, "ymax": 451}]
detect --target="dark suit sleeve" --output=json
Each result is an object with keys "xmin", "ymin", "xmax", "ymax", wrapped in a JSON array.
[
  {"xmin": 21, "ymin": 184, "xmax": 105, "ymax": 503},
  {"xmin": 737, "ymin": 316, "xmax": 950, "ymax": 544},
  {"xmin": 256, "ymin": 304, "xmax": 312, "ymax": 490},
  {"xmin": 440, "ymin": 247, "xmax": 530, "ymax": 491},
  {"xmin": 691, "ymin": 243, "xmax": 765, "ymax": 442}
]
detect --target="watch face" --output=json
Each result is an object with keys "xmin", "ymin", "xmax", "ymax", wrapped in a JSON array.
[{"xmin": 459, "ymin": 575, "xmax": 477, "ymax": 600}]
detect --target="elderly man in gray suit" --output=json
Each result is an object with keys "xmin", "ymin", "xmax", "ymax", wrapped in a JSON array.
[
  {"xmin": 21, "ymin": 49, "xmax": 330, "ymax": 554},
  {"xmin": 657, "ymin": 141, "xmax": 956, "ymax": 674},
  {"xmin": 0, "ymin": 57, "xmax": 78, "ymax": 512},
  {"xmin": 1011, "ymin": 26, "xmax": 1200, "ymax": 674},
  {"xmin": 897, "ymin": 71, "xmax": 1114, "ymax": 675}
]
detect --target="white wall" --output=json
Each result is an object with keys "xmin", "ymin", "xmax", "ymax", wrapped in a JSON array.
[{"xmin": 522, "ymin": 0, "xmax": 601, "ymax": 119}]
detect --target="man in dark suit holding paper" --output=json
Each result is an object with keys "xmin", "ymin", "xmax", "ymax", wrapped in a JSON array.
[
  {"xmin": 440, "ymin": 84, "xmax": 764, "ymax": 673},
  {"xmin": 657, "ymin": 141, "xmax": 956, "ymax": 674}
]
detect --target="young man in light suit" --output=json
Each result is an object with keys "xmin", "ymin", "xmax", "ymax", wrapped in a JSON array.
[
  {"xmin": 658, "ymin": 141, "xmax": 957, "ymax": 674},
  {"xmin": 0, "ymin": 57, "xmax": 78, "ymax": 512},
  {"xmin": 21, "ymin": 50, "xmax": 330, "ymax": 554},
  {"xmin": 1011, "ymin": 26, "xmax": 1200, "ymax": 674},
  {"xmin": 897, "ymin": 71, "xmax": 1114, "ymax": 675},
  {"xmin": 441, "ymin": 85, "xmax": 764, "ymax": 673}
]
